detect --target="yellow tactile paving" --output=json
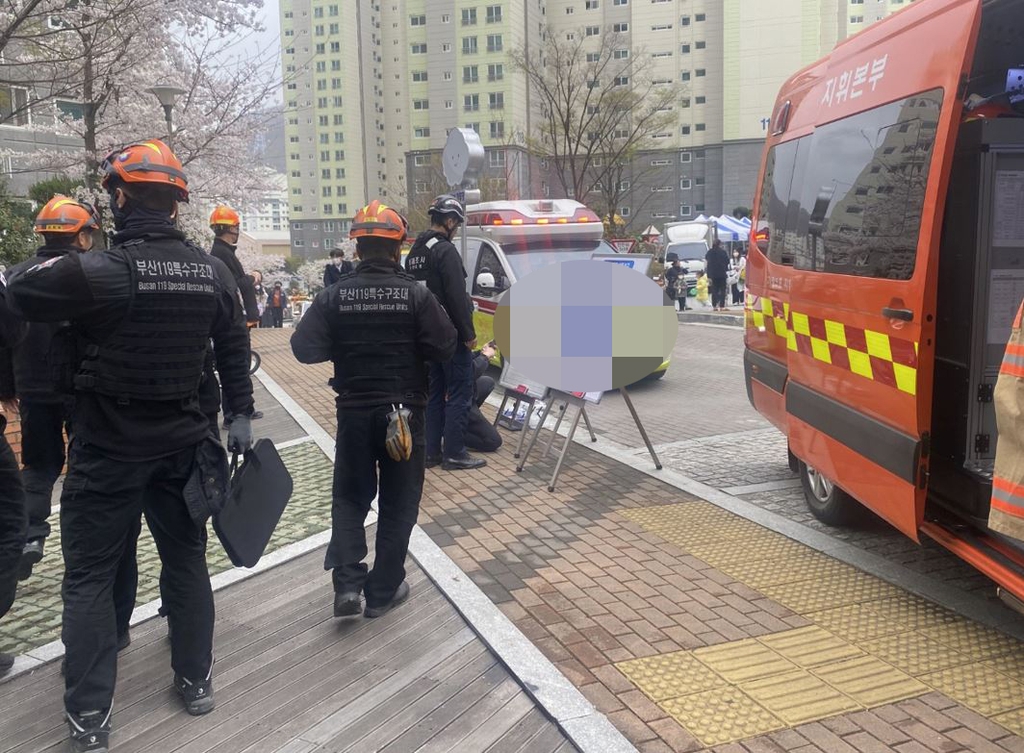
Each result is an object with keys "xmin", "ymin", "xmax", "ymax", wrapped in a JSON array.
[
  {"xmin": 919, "ymin": 618, "xmax": 1021, "ymax": 662},
  {"xmin": 805, "ymin": 604, "xmax": 911, "ymax": 644},
  {"xmin": 617, "ymin": 503, "xmax": 1024, "ymax": 747},
  {"xmin": 741, "ymin": 669, "xmax": 861, "ymax": 725},
  {"xmin": 993, "ymin": 707, "xmax": 1024, "ymax": 737},
  {"xmin": 758, "ymin": 572, "xmax": 903, "ymax": 613},
  {"xmin": 658, "ymin": 686, "xmax": 785, "ymax": 746},
  {"xmin": 921, "ymin": 663, "xmax": 1024, "ymax": 717},
  {"xmin": 758, "ymin": 626, "xmax": 865, "ymax": 668},
  {"xmin": 860, "ymin": 631, "xmax": 975, "ymax": 676},
  {"xmin": 616, "ymin": 651, "xmax": 724, "ymax": 701},
  {"xmin": 693, "ymin": 639, "xmax": 797, "ymax": 683},
  {"xmin": 864, "ymin": 595, "xmax": 963, "ymax": 629},
  {"xmin": 811, "ymin": 655, "xmax": 928, "ymax": 707}
]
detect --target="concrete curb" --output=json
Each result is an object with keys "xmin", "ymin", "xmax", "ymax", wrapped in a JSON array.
[
  {"xmin": 256, "ymin": 369, "xmax": 638, "ymax": 753},
  {"xmin": 483, "ymin": 392, "xmax": 1024, "ymax": 641},
  {"xmin": 677, "ymin": 310, "xmax": 744, "ymax": 327}
]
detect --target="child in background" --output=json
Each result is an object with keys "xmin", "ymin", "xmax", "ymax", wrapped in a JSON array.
[{"xmin": 696, "ymin": 272, "xmax": 710, "ymax": 308}]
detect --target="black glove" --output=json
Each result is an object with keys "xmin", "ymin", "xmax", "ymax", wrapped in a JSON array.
[{"xmin": 227, "ymin": 415, "xmax": 253, "ymax": 454}]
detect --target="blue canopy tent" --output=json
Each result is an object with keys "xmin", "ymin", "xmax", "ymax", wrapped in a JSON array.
[{"xmin": 712, "ymin": 215, "xmax": 751, "ymax": 243}]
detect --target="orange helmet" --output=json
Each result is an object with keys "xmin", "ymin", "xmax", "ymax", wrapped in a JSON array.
[
  {"xmin": 34, "ymin": 195, "xmax": 101, "ymax": 235},
  {"xmin": 349, "ymin": 200, "xmax": 408, "ymax": 242},
  {"xmin": 210, "ymin": 205, "xmax": 240, "ymax": 229},
  {"xmin": 99, "ymin": 138, "xmax": 188, "ymax": 202}
]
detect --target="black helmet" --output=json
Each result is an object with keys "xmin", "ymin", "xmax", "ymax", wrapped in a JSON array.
[{"xmin": 428, "ymin": 194, "xmax": 466, "ymax": 225}]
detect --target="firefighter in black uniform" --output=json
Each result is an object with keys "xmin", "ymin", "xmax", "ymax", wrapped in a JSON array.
[
  {"xmin": 292, "ymin": 200, "xmax": 456, "ymax": 618},
  {"xmin": 9, "ymin": 197, "xmax": 100, "ymax": 580},
  {"xmin": 208, "ymin": 205, "xmax": 262, "ymax": 427},
  {"xmin": 405, "ymin": 194, "xmax": 485, "ymax": 471},
  {"xmin": 0, "ymin": 271, "xmax": 27, "ymax": 676},
  {"xmin": 7, "ymin": 197, "xmax": 140, "ymax": 662},
  {"xmin": 7, "ymin": 139, "xmax": 255, "ymax": 753}
]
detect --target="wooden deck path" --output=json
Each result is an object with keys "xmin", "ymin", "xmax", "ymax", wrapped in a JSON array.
[{"xmin": 0, "ymin": 545, "xmax": 576, "ymax": 753}]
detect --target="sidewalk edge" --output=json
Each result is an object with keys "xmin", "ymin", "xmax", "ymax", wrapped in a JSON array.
[{"xmin": 256, "ymin": 368, "xmax": 639, "ymax": 753}]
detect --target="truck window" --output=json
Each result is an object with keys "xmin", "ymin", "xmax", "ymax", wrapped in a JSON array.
[
  {"xmin": 799, "ymin": 88, "xmax": 943, "ymax": 280},
  {"xmin": 757, "ymin": 138, "xmax": 800, "ymax": 267}
]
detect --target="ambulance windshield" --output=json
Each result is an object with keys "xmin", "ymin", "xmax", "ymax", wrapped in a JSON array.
[{"xmin": 502, "ymin": 239, "xmax": 614, "ymax": 280}]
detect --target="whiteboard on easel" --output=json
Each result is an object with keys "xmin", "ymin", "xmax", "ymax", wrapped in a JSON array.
[
  {"xmin": 499, "ymin": 361, "xmax": 550, "ymax": 401},
  {"xmin": 566, "ymin": 390, "xmax": 604, "ymax": 405}
]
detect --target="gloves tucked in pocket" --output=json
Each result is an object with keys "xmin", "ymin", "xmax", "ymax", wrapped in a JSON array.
[{"xmin": 385, "ymin": 405, "xmax": 413, "ymax": 462}]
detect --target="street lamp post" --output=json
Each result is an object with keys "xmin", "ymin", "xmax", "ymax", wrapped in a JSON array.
[{"xmin": 145, "ymin": 84, "xmax": 186, "ymax": 148}]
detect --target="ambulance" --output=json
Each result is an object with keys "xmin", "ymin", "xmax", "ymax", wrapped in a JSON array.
[
  {"xmin": 458, "ymin": 198, "xmax": 672, "ymax": 379},
  {"xmin": 745, "ymin": 0, "xmax": 1024, "ymax": 608}
]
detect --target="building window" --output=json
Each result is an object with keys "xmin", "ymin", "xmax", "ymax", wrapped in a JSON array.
[
  {"xmin": 488, "ymin": 64, "xmax": 504, "ymax": 81},
  {"xmin": 620, "ymin": 206, "xmax": 631, "ymax": 217},
  {"xmin": 681, "ymin": 71, "xmax": 691, "ymax": 81},
  {"xmin": 613, "ymin": 0, "xmax": 628, "ymax": 5},
  {"xmin": 489, "ymin": 121, "xmax": 505, "ymax": 139},
  {"xmin": 335, "ymin": 150, "xmax": 345, "ymax": 160},
  {"xmin": 412, "ymin": 71, "xmax": 428, "ymax": 82},
  {"xmin": 696, "ymin": 41, "xmax": 706, "ymax": 50},
  {"xmin": 652, "ymin": 24, "xmax": 672, "ymax": 31},
  {"xmin": 464, "ymin": 65, "xmax": 479, "ymax": 83},
  {"xmin": 415, "ymin": 181, "xmax": 428, "ymax": 193},
  {"xmin": 613, "ymin": 22, "xmax": 629, "ymax": 32},
  {"xmin": 443, "ymin": 70, "xmax": 453, "ymax": 80},
  {"xmin": 679, "ymin": 205, "xmax": 692, "ymax": 217},
  {"xmin": 442, "ymin": 13, "xmax": 451, "ymax": 22},
  {"xmin": 334, "ymin": 114, "xmax": 343, "ymax": 125},
  {"xmin": 464, "ymin": 94, "xmax": 480, "ymax": 111},
  {"xmin": 586, "ymin": 52, "xmax": 601, "ymax": 62},
  {"xmin": 613, "ymin": 49, "xmax": 629, "ymax": 59},
  {"xmin": 462, "ymin": 8, "xmax": 477, "ymax": 25},
  {"xmin": 413, "ymin": 155, "xmax": 429, "ymax": 166},
  {"xmin": 565, "ymin": 6, "xmax": 574, "ymax": 13},
  {"xmin": 414, "ymin": 127, "xmax": 431, "ymax": 138},
  {"xmin": 411, "ymin": 43, "xmax": 427, "ymax": 54},
  {"xmin": 696, "ymin": 123, "xmax": 706, "ymax": 131},
  {"xmin": 465, "ymin": 122, "xmax": 480, "ymax": 132},
  {"xmin": 586, "ymin": 25, "xmax": 599, "ymax": 36},
  {"xmin": 613, "ymin": 76, "xmax": 629, "ymax": 87},
  {"xmin": 445, "ymin": 100, "xmax": 454, "ymax": 109},
  {"xmin": 331, "ymin": 42, "xmax": 340, "ymax": 52},
  {"xmin": 618, "ymin": 180, "xmax": 630, "ymax": 191},
  {"xmin": 486, "ymin": 5, "xmax": 502, "ymax": 23},
  {"xmin": 696, "ymin": 69, "xmax": 706, "ymax": 77},
  {"xmin": 463, "ymin": 36, "xmax": 478, "ymax": 54},
  {"xmin": 313, "ymin": 7, "xmax": 323, "ymax": 18},
  {"xmin": 695, "ymin": 13, "xmax": 706, "ymax": 21},
  {"xmin": 695, "ymin": 96, "xmax": 706, "ymax": 104},
  {"xmin": 585, "ymin": 0, "xmax": 599, "ymax": 8},
  {"xmin": 680, "ymin": 179, "xmax": 692, "ymax": 190},
  {"xmin": 681, "ymin": 125, "xmax": 691, "ymax": 135},
  {"xmin": 335, "ymin": 168, "xmax": 346, "ymax": 179},
  {"xmin": 487, "ymin": 34, "xmax": 502, "ymax": 52},
  {"xmin": 413, "ymin": 99, "xmax": 429, "ymax": 110},
  {"xmin": 851, "ymin": 15, "xmax": 864, "ymax": 23},
  {"xmin": 488, "ymin": 92, "xmax": 504, "ymax": 109},
  {"xmin": 329, "ymin": 5, "xmax": 338, "ymax": 16},
  {"xmin": 410, "ymin": 14, "xmax": 426, "ymax": 26},
  {"xmin": 488, "ymin": 150, "xmax": 506, "ymax": 168}
]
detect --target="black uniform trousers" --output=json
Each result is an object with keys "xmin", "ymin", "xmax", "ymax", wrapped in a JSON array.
[
  {"xmin": 0, "ymin": 429, "xmax": 26, "ymax": 624},
  {"xmin": 465, "ymin": 376, "xmax": 501, "ymax": 453},
  {"xmin": 19, "ymin": 400, "xmax": 70, "ymax": 542},
  {"xmin": 426, "ymin": 343, "xmax": 474, "ymax": 459},
  {"xmin": 710, "ymin": 276, "xmax": 728, "ymax": 309},
  {"xmin": 326, "ymin": 404, "xmax": 425, "ymax": 608},
  {"xmin": 61, "ymin": 441, "xmax": 213, "ymax": 714}
]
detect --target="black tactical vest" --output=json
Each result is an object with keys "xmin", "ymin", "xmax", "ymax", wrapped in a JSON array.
[
  {"xmin": 326, "ymin": 267, "xmax": 429, "ymax": 407},
  {"xmin": 405, "ymin": 231, "xmax": 448, "ymax": 299},
  {"xmin": 75, "ymin": 238, "xmax": 219, "ymax": 403}
]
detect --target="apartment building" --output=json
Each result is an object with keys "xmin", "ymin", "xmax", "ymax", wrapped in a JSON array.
[
  {"xmin": 279, "ymin": 0, "xmax": 912, "ymax": 248},
  {"xmin": 240, "ymin": 170, "xmax": 290, "ymax": 234}
]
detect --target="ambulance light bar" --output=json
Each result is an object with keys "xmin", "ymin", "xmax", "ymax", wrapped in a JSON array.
[{"xmin": 465, "ymin": 199, "xmax": 601, "ymax": 227}]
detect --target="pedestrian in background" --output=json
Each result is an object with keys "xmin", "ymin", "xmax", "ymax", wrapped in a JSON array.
[
  {"xmin": 405, "ymin": 195, "xmax": 485, "ymax": 471},
  {"xmin": 729, "ymin": 249, "xmax": 746, "ymax": 306},
  {"xmin": 291, "ymin": 200, "xmax": 456, "ymax": 619},
  {"xmin": 323, "ymin": 248, "xmax": 354, "ymax": 287},
  {"xmin": 664, "ymin": 253, "xmax": 686, "ymax": 312},
  {"xmin": 705, "ymin": 240, "xmax": 730, "ymax": 311},
  {"xmin": 7, "ymin": 139, "xmax": 255, "ymax": 752},
  {"xmin": 267, "ymin": 281, "xmax": 288, "ymax": 328}
]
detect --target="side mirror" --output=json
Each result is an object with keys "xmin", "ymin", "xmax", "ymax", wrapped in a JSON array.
[{"xmin": 476, "ymin": 271, "xmax": 496, "ymax": 290}]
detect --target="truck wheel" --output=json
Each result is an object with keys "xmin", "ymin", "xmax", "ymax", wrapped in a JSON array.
[{"xmin": 798, "ymin": 461, "xmax": 860, "ymax": 526}]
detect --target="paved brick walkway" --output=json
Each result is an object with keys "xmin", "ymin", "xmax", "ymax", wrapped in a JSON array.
[{"xmin": 256, "ymin": 328, "xmax": 1024, "ymax": 753}]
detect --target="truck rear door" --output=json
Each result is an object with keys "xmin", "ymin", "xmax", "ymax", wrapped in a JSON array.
[{"xmin": 784, "ymin": 0, "xmax": 982, "ymax": 540}]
